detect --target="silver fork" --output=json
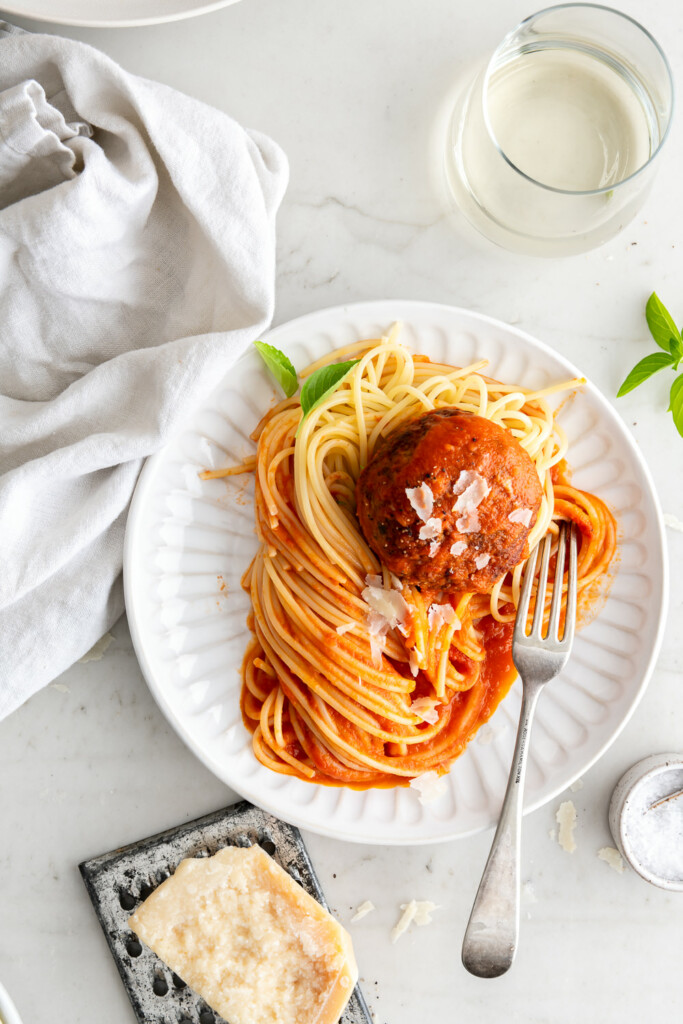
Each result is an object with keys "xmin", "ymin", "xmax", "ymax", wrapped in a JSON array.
[{"xmin": 461, "ymin": 521, "xmax": 578, "ymax": 979}]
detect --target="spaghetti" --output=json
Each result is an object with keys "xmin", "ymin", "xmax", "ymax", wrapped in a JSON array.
[{"xmin": 209, "ymin": 327, "xmax": 616, "ymax": 787}]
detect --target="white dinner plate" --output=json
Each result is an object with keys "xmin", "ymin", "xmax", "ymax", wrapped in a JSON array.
[
  {"xmin": 0, "ymin": 0, "xmax": 240, "ymax": 28},
  {"xmin": 124, "ymin": 301, "xmax": 668, "ymax": 844}
]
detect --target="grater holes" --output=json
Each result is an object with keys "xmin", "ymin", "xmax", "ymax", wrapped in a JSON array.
[
  {"xmin": 118, "ymin": 889, "xmax": 136, "ymax": 911},
  {"xmin": 139, "ymin": 880, "xmax": 155, "ymax": 900},
  {"xmin": 198, "ymin": 1009, "xmax": 215, "ymax": 1024},
  {"xmin": 258, "ymin": 831, "xmax": 276, "ymax": 856},
  {"xmin": 126, "ymin": 936, "xmax": 142, "ymax": 958},
  {"xmin": 152, "ymin": 971, "xmax": 169, "ymax": 997},
  {"xmin": 172, "ymin": 973, "xmax": 187, "ymax": 990},
  {"xmin": 234, "ymin": 833, "xmax": 251, "ymax": 848}
]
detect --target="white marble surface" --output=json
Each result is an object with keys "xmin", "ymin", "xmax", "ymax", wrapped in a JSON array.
[{"xmin": 1, "ymin": 0, "xmax": 683, "ymax": 1022}]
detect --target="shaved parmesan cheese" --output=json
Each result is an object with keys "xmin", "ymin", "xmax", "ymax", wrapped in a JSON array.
[
  {"xmin": 418, "ymin": 517, "xmax": 442, "ymax": 541},
  {"xmin": 406, "ymin": 482, "xmax": 434, "ymax": 523},
  {"xmin": 450, "ymin": 540, "xmax": 467, "ymax": 557},
  {"xmin": 408, "ymin": 650, "xmax": 420, "ymax": 677},
  {"xmin": 390, "ymin": 572, "xmax": 404, "ymax": 591},
  {"xmin": 409, "ymin": 697, "xmax": 440, "ymax": 725},
  {"xmin": 428, "ymin": 539, "xmax": 441, "ymax": 558},
  {"xmin": 556, "ymin": 800, "xmax": 577, "ymax": 853},
  {"xmin": 366, "ymin": 611, "xmax": 389, "ymax": 637},
  {"xmin": 336, "ymin": 623, "xmax": 355, "ymax": 636},
  {"xmin": 598, "ymin": 847, "xmax": 625, "ymax": 874},
  {"xmin": 474, "ymin": 553, "xmax": 491, "ymax": 570},
  {"xmin": 370, "ymin": 634, "xmax": 385, "ymax": 667},
  {"xmin": 455, "ymin": 509, "xmax": 480, "ymax": 533},
  {"xmin": 427, "ymin": 603, "xmax": 460, "ymax": 632},
  {"xmin": 452, "ymin": 470, "xmax": 490, "ymax": 535},
  {"xmin": 410, "ymin": 771, "xmax": 447, "ymax": 805},
  {"xmin": 364, "ymin": 573, "xmax": 383, "ymax": 588},
  {"xmin": 391, "ymin": 901, "xmax": 438, "ymax": 942},
  {"xmin": 351, "ymin": 900, "xmax": 376, "ymax": 922},
  {"xmin": 508, "ymin": 507, "xmax": 533, "ymax": 527},
  {"xmin": 412, "ymin": 901, "xmax": 438, "ymax": 926},
  {"xmin": 362, "ymin": 585, "xmax": 410, "ymax": 631},
  {"xmin": 391, "ymin": 902, "xmax": 417, "ymax": 943}
]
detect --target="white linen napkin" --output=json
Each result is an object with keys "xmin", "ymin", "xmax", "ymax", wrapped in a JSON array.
[{"xmin": 0, "ymin": 23, "xmax": 288, "ymax": 719}]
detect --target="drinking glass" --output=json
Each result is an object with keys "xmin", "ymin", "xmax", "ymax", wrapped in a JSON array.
[{"xmin": 444, "ymin": 4, "xmax": 674, "ymax": 256}]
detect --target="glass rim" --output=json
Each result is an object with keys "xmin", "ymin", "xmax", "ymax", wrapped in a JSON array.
[{"xmin": 481, "ymin": 2, "xmax": 675, "ymax": 197}]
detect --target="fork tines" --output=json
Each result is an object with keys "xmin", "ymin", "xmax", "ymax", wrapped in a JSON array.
[{"xmin": 515, "ymin": 521, "xmax": 578, "ymax": 645}]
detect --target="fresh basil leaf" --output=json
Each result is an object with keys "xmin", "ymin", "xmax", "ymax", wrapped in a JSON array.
[
  {"xmin": 670, "ymin": 334, "xmax": 683, "ymax": 369},
  {"xmin": 668, "ymin": 375, "xmax": 683, "ymax": 436},
  {"xmin": 646, "ymin": 292, "xmax": 681, "ymax": 353},
  {"xmin": 299, "ymin": 359, "xmax": 360, "ymax": 423},
  {"xmin": 254, "ymin": 341, "xmax": 298, "ymax": 398},
  {"xmin": 617, "ymin": 351, "xmax": 674, "ymax": 397}
]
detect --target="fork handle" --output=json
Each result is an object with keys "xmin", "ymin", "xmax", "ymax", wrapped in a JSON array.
[{"xmin": 461, "ymin": 678, "xmax": 542, "ymax": 978}]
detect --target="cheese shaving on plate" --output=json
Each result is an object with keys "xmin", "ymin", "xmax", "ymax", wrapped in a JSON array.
[
  {"xmin": 410, "ymin": 770, "xmax": 447, "ymax": 805},
  {"xmin": 474, "ymin": 553, "xmax": 491, "ymax": 570},
  {"xmin": 391, "ymin": 900, "xmax": 439, "ymax": 943},
  {"xmin": 405, "ymin": 482, "xmax": 434, "ymax": 523},
  {"xmin": 351, "ymin": 900, "xmax": 376, "ymax": 922},
  {"xmin": 453, "ymin": 470, "xmax": 490, "ymax": 534},
  {"xmin": 409, "ymin": 697, "xmax": 440, "ymax": 725},
  {"xmin": 450, "ymin": 540, "xmax": 467, "ymax": 557}
]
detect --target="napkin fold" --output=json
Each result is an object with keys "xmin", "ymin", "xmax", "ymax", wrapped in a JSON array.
[{"xmin": 0, "ymin": 23, "xmax": 288, "ymax": 719}]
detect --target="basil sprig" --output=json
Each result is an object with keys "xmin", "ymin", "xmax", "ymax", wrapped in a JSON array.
[
  {"xmin": 254, "ymin": 340, "xmax": 298, "ymax": 398},
  {"xmin": 299, "ymin": 359, "xmax": 360, "ymax": 423},
  {"xmin": 617, "ymin": 293, "xmax": 683, "ymax": 436}
]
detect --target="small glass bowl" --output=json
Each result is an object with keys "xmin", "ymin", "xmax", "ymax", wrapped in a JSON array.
[{"xmin": 609, "ymin": 753, "xmax": 683, "ymax": 892}]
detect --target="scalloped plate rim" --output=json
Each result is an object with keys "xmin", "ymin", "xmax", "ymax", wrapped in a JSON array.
[{"xmin": 124, "ymin": 300, "xmax": 668, "ymax": 845}]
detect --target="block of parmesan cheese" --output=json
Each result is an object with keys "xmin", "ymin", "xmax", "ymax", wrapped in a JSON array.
[{"xmin": 128, "ymin": 844, "xmax": 358, "ymax": 1024}]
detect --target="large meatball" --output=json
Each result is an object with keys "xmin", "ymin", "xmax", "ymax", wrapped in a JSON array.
[{"xmin": 356, "ymin": 408, "xmax": 543, "ymax": 591}]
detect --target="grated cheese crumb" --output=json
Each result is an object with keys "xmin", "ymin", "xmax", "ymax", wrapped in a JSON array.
[
  {"xmin": 410, "ymin": 771, "xmax": 447, "ymax": 805},
  {"xmin": 555, "ymin": 800, "xmax": 577, "ymax": 853},
  {"xmin": 570, "ymin": 778, "xmax": 584, "ymax": 792},
  {"xmin": 351, "ymin": 900, "xmax": 376, "ymax": 922},
  {"xmin": 597, "ymin": 847, "xmax": 625, "ymax": 874},
  {"xmin": 663, "ymin": 512, "xmax": 683, "ymax": 533}
]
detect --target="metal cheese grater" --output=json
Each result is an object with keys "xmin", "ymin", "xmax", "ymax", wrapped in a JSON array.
[{"xmin": 79, "ymin": 800, "xmax": 373, "ymax": 1024}]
